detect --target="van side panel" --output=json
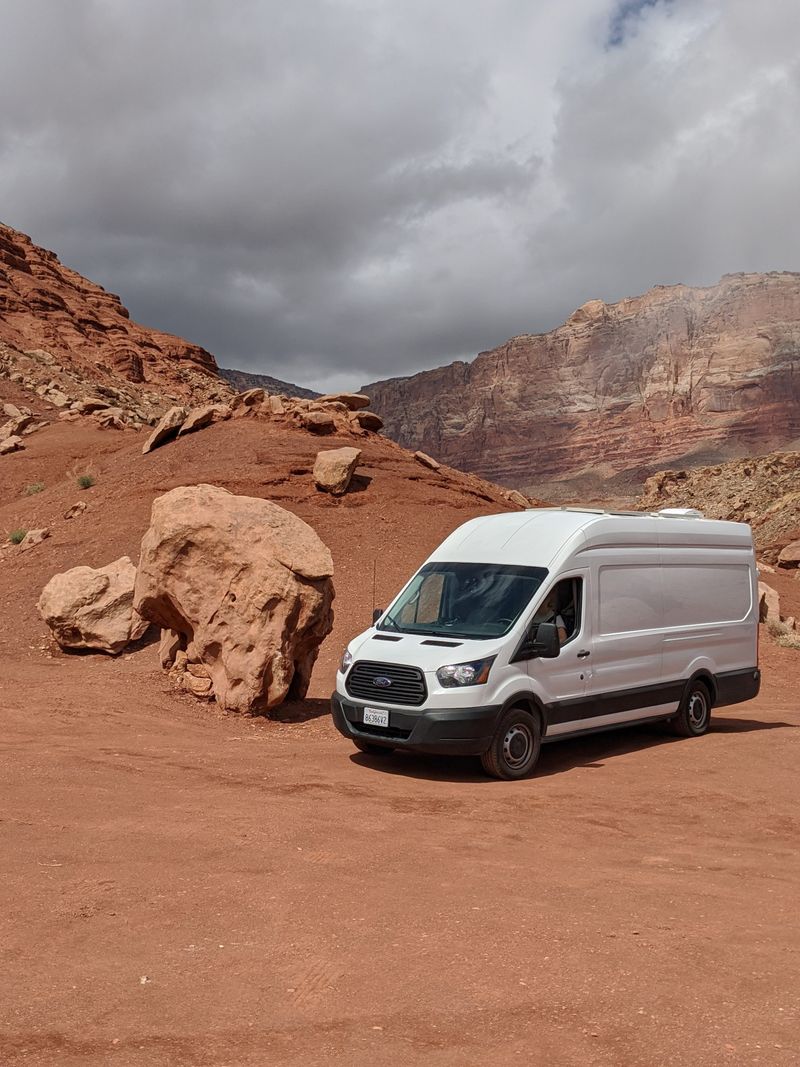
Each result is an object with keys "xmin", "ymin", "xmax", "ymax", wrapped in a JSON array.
[
  {"xmin": 659, "ymin": 548, "xmax": 758, "ymax": 690},
  {"xmin": 544, "ymin": 537, "xmax": 759, "ymax": 738}
]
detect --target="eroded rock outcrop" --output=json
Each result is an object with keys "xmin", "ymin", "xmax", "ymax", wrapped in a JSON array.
[
  {"xmin": 133, "ymin": 484, "xmax": 335, "ymax": 713},
  {"xmin": 638, "ymin": 451, "xmax": 800, "ymax": 560},
  {"xmin": 37, "ymin": 556, "xmax": 148, "ymax": 653},
  {"xmin": 0, "ymin": 224, "xmax": 220, "ymax": 402}
]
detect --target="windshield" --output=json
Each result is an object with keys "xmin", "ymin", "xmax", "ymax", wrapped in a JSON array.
[{"xmin": 379, "ymin": 562, "xmax": 548, "ymax": 640}]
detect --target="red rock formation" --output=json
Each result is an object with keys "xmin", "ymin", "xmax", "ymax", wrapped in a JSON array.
[
  {"xmin": 0, "ymin": 224, "xmax": 218, "ymax": 399},
  {"xmin": 638, "ymin": 451, "xmax": 800, "ymax": 561},
  {"xmin": 365, "ymin": 273, "xmax": 800, "ymax": 498}
]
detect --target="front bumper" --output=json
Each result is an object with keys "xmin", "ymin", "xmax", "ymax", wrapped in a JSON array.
[{"xmin": 330, "ymin": 691, "xmax": 500, "ymax": 756}]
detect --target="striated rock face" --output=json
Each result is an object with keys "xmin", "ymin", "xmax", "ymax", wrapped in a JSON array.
[
  {"xmin": 0, "ymin": 224, "xmax": 219, "ymax": 401},
  {"xmin": 364, "ymin": 273, "xmax": 800, "ymax": 497},
  {"xmin": 133, "ymin": 485, "xmax": 335, "ymax": 713}
]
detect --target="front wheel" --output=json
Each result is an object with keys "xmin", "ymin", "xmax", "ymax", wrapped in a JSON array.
[
  {"xmin": 480, "ymin": 706, "xmax": 541, "ymax": 780},
  {"xmin": 670, "ymin": 680, "xmax": 712, "ymax": 737}
]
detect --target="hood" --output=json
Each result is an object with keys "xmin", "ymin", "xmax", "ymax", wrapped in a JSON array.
[{"xmin": 347, "ymin": 627, "xmax": 504, "ymax": 673}]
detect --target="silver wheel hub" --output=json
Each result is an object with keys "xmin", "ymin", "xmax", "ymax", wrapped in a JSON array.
[
  {"xmin": 502, "ymin": 723, "xmax": 533, "ymax": 769},
  {"xmin": 687, "ymin": 691, "xmax": 708, "ymax": 729}
]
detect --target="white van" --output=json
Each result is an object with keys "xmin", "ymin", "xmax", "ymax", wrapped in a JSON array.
[{"xmin": 331, "ymin": 508, "xmax": 761, "ymax": 779}]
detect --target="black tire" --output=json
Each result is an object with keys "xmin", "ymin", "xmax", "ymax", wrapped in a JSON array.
[
  {"xmin": 353, "ymin": 739, "xmax": 395, "ymax": 756},
  {"xmin": 670, "ymin": 679, "xmax": 712, "ymax": 737},
  {"xmin": 480, "ymin": 706, "xmax": 541, "ymax": 780}
]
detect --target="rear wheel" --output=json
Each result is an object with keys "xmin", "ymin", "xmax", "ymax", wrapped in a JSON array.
[
  {"xmin": 480, "ymin": 706, "xmax": 541, "ymax": 780},
  {"xmin": 670, "ymin": 680, "xmax": 712, "ymax": 737},
  {"xmin": 353, "ymin": 739, "xmax": 395, "ymax": 756}
]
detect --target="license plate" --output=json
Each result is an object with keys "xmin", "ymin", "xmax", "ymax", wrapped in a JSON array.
[{"xmin": 363, "ymin": 707, "xmax": 389, "ymax": 728}]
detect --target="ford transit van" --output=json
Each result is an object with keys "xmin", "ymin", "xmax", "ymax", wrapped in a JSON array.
[{"xmin": 330, "ymin": 508, "xmax": 761, "ymax": 779}]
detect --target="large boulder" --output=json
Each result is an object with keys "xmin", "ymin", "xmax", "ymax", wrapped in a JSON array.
[
  {"xmin": 414, "ymin": 450, "xmax": 441, "ymax": 471},
  {"xmin": 133, "ymin": 485, "xmax": 335, "ymax": 713},
  {"xmin": 1, "ymin": 414, "xmax": 34, "ymax": 438},
  {"xmin": 352, "ymin": 411, "xmax": 384, "ymax": 432},
  {"xmin": 777, "ymin": 539, "xmax": 800, "ymax": 567},
  {"xmin": 301, "ymin": 410, "xmax": 336, "ymax": 434},
  {"xmin": 0, "ymin": 435, "xmax": 24, "ymax": 455},
  {"xmin": 318, "ymin": 392, "xmax": 370, "ymax": 411},
  {"xmin": 231, "ymin": 388, "xmax": 265, "ymax": 413},
  {"xmin": 178, "ymin": 402, "xmax": 232, "ymax": 436},
  {"xmin": 507, "ymin": 490, "xmax": 530, "ymax": 508},
  {"xmin": 313, "ymin": 447, "xmax": 362, "ymax": 495},
  {"xmin": 758, "ymin": 581, "xmax": 781, "ymax": 624},
  {"xmin": 19, "ymin": 528, "xmax": 50, "ymax": 552},
  {"xmin": 142, "ymin": 406, "xmax": 186, "ymax": 453},
  {"xmin": 38, "ymin": 556, "xmax": 148, "ymax": 654}
]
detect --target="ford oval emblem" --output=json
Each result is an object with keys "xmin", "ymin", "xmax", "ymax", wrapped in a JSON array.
[{"xmin": 373, "ymin": 676, "xmax": 392, "ymax": 688}]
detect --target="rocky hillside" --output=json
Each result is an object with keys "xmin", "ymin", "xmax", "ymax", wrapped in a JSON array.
[
  {"xmin": 219, "ymin": 367, "xmax": 319, "ymax": 400},
  {"xmin": 0, "ymin": 382, "xmax": 534, "ymax": 681},
  {"xmin": 365, "ymin": 273, "xmax": 800, "ymax": 499},
  {"xmin": 638, "ymin": 450, "xmax": 800, "ymax": 561},
  {"xmin": 0, "ymin": 224, "xmax": 223, "ymax": 407}
]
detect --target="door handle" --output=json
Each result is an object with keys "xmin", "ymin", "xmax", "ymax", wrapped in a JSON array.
[{"xmin": 577, "ymin": 650, "xmax": 591, "ymax": 659}]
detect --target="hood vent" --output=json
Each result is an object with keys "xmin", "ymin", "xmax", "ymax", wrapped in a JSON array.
[
  {"xmin": 420, "ymin": 639, "xmax": 462, "ymax": 647},
  {"xmin": 372, "ymin": 634, "xmax": 402, "ymax": 642}
]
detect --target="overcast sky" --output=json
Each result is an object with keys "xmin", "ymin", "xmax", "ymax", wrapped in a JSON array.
[{"xmin": 2, "ymin": 0, "xmax": 799, "ymax": 392}]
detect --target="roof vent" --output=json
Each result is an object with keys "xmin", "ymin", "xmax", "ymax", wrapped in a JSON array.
[{"xmin": 657, "ymin": 508, "xmax": 705, "ymax": 519}]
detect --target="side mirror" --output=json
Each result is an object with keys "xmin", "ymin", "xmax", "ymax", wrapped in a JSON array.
[
  {"xmin": 533, "ymin": 622, "xmax": 560, "ymax": 659},
  {"xmin": 372, "ymin": 608, "xmax": 383, "ymax": 624},
  {"xmin": 512, "ymin": 621, "xmax": 560, "ymax": 661}
]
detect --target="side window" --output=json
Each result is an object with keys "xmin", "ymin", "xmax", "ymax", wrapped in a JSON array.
[
  {"xmin": 598, "ymin": 565, "xmax": 661, "ymax": 635},
  {"xmin": 531, "ymin": 577, "xmax": 583, "ymax": 645}
]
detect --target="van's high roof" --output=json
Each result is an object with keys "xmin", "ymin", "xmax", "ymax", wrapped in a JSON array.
[{"xmin": 427, "ymin": 507, "xmax": 754, "ymax": 570}]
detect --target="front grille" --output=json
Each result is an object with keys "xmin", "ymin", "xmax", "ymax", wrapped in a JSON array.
[{"xmin": 345, "ymin": 660, "xmax": 427, "ymax": 707}]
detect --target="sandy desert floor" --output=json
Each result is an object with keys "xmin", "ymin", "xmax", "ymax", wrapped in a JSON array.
[
  {"xmin": 1, "ymin": 416, "xmax": 799, "ymax": 1066},
  {"xmin": 2, "ymin": 632, "xmax": 799, "ymax": 1067}
]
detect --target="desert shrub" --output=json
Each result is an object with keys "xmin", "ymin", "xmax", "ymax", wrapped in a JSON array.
[
  {"xmin": 76, "ymin": 474, "xmax": 95, "ymax": 490},
  {"xmin": 9, "ymin": 529, "xmax": 27, "ymax": 544},
  {"xmin": 24, "ymin": 482, "xmax": 45, "ymax": 495},
  {"xmin": 767, "ymin": 617, "xmax": 800, "ymax": 650}
]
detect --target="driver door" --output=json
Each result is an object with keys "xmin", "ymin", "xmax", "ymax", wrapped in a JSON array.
[{"xmin": 525, "ymin": 574, "xmax": 591, "ymax": 728}]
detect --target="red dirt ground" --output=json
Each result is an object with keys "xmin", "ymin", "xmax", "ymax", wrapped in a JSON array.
[{"xmin": 1, "ymin": 416, "xmax": 799, "ymax": 1066}]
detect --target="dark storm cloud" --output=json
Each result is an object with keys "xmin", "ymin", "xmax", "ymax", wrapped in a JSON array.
[{"xmin": 1, "ymin": 0, "xmax": 799, "ymax": 391}]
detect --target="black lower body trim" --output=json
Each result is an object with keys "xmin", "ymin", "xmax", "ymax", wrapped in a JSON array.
[
  {"xmin": 330, "ymin": 692, "xmax": 499, "ymax": 756},
  {"xmin": 546, "ymin": 679, "xmax": 684, "ymax": 726},
  {"xmin": 714, "ymin": 667, "xmax": 760, "ymax": 707}
]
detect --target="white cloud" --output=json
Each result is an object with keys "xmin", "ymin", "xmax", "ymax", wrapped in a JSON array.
[{"xmin": 0, "ymin": 0, "xmax": 797, "ymax": 392}]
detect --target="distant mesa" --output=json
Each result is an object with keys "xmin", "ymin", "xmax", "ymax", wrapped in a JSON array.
[{"xmin": 218, "ymin": 366, "xmax": 320, "ymax": 400}]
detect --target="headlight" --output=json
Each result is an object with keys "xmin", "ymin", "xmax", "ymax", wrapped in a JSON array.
[
  {"xmin": 339, "ymin": 649, "xmax": 353, "ymax": 674},
  {"xmin": 436, "ymin": 656, "xmax": 496, "ymax": 688}
]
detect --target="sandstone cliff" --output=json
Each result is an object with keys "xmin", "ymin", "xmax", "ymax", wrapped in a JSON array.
[
  {"xmin": 365, "ymin": 274, "xmax": 800, "ymax": 498},
  {"xmin": 0, "ymin": 223, "xmax": 219, "ymax": 402}
]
